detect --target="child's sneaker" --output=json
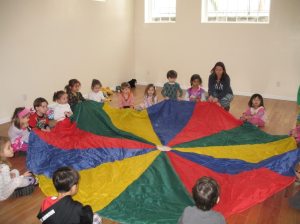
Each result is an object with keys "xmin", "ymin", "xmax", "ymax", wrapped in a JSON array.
[{"xmin": 10, "ymin": 185, "xmax": 35, "ymax": 198}]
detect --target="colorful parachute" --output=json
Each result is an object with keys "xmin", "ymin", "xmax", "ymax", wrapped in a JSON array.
[{"xmin": 27, "ymin": 100, "xmax": 299, "ymax": 223}]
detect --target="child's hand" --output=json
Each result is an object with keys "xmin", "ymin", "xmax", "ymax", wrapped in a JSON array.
[
  {"xmin": 213, "ymin": 98, "xmax": 219, "ymax": 103},
  {"xmin": 208, "ymin": 96, "xmax": 214, "ymax": 102},
  {"xmin": 10, "ymin": 173, "xmax": 16, "ymax": 178},
  {"xmin": 65, "ymin": 111, "xmax": 73, "ymax": 117},
  {"xmin": 22, "ymin": 171, "xmax": 32, "ymax": 177}
]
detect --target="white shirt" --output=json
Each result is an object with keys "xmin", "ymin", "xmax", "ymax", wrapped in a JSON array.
[
  {"xmin": 53, "ymin": 103, "xmax": 72, "ymax": 121},
  {"xmin": 87, "ymin": 91, "xmax": 106, "ymax": 103}
]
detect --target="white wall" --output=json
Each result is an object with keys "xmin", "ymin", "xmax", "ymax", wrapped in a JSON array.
[
  {"xmin": 134, "ymin": 0, "xmax": 300, "ymax": 101},
  {"xmin": 0, "ymin": 0, "xmax": 134, "ymax": 122}
]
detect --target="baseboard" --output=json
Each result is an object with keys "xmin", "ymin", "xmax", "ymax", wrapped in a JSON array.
[{"xmin": 0, "ymin": 117, "xmax": 10, "ymax": 125}]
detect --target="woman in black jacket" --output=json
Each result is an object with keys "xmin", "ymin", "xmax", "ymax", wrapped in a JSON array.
[{"xmin": 208, "ymin": 62, "xmax": 233, "ymax": 111}]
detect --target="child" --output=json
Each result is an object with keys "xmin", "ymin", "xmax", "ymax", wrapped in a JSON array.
[
  {"xmin": 8, "ymin": 107, "xmax": 31, "ymax": 152},
  {"xmin": 65, "ymin": 79, "xmax": 85, "ymax": 107},
  {"xmin": 208, "ymin": 62, "xmax": 233, "ymax": 111},
  {"xmin": 139, "ymin": 84, "xmax": 158, "ymax": 109},
  {"xmin": 53, "ymin": 91, "xmax": 73, "ymax": 121},
  {"xmin": 288, "ymin": 162, "xmax": 300, "ymax": 210},
  {"xmin": 29, "ymin": 97, "xmax": 50, "ymax": 131},
  {"xmin": 87, "ymin": 79, "xmax": 106, "ymax": 103},
  {"xmin": 119, "ymin": 82, "xmax": 134, "ymax": 109},
  {"xmin": 37, "ymin": 167, "xmax": 102, "ymax": 224},
  {"xmin": 0, "ymin": 139, "xmax": 36, "ymax": 201},
  {"xmin": 185, "ymin": 74, "xmax": 206, "ymax": 102},
  {"xmin": 178, "ymin": 176, "xmax": 225, "ymax": 224},
  {"xmin": 240, "ymin": 94, "xmax": 266, "ymax": 127},
  {"xmin": 161, "ymin": 70, "xmax": 183, "ymax": 100},
  {"xmin": 290, "ymin": 85, "xmax": 300, "ymax": 145}
]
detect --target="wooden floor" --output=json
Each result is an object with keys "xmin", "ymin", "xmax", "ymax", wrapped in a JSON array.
[{"xmin": 0, "ymin": 85, "xmax": 299, "ymax": 224}]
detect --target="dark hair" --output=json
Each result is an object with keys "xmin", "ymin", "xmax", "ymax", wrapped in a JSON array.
[
  {"xmin": 192, "ymin": 176, "xmax": 220, "ymax": 211},
  {"xmin": 144, "ymin": 84, "xmax": 156, "ymax": 97},
  {"xmin": 166, "ymin": 70, "xmax": 177, "ymax": 79},
  {"xmin": 65, "ymin": 79, "xmax": 81, "ymax": 93},
  {"xmin": 53, "ymin": 90, "xmax": 66, "ymax": 102},
  {"xmin": 0, "ymin": 139, "xmax": 11, "ymax": 167},
  {"xmin": 52, "ymin": 167, "xmax": 79, "ymax": 193},
  {"xmin": 121, "ymin": 82, "xmax": 130, "ymax": 90},
  {"xmin": 248, "ymin": 93, "xmax": 264, "ymax": 108},
  {"xmin": 211, "ymin": 61, "xmax": 227, "ymax": 76},
  {"xmin": 33, "ymin": 97, "xmax": 48, "ymax": 110},
  {"xmin": 11, "ymin": 107, "xmax": 25, "ymax": 129},
  {"xmin": 190, "ymin": 74, "xmax": 202, "ymax": 86},
  {"xmin": 91, "ymin": 79, "xmax": 102, "ymax": 89}
]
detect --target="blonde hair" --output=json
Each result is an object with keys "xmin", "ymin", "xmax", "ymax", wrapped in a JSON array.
[{"xmin": 0, "ymin": 139, "xmax": 12, "ymax": 167}]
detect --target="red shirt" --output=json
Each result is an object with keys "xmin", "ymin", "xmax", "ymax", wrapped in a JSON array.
[
  {"xmin": 41, "ymin": 196, "xmax": 60, "ymax": 212},
  {"xmin": 29, "ymin": 113, "xmax": 49, "ymax": 129}
]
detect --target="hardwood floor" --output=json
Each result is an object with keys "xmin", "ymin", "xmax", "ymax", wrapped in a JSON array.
[{"xmin": 0, "ymin": 85, "xmax": 299, "ymax": 224}]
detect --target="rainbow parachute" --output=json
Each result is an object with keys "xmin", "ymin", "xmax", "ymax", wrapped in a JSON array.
[{"xmin": 27, "ymin": 100, "xmax": 299, "ymax": 223}]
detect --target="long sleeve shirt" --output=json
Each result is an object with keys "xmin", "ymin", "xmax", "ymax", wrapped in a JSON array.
[
  {"xmin": 161, "ymin": 82, "xmax": 183, "ymax": 100},
  {"xmin": 208, "ymin": 73, "xmax": 233, "ymax": 100}
]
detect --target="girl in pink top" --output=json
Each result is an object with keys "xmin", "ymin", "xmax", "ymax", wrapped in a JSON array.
[
  {"xmin": 119, "ymin": 82, "xmax": 134, "ymax": 109},
  {"xmin": 241, "ymin": 94, "xmax": 266, "ymax": 127},
  {"xmin": 185, "ymin": 74, "xmax": 206, "ymax": 102},
  {"xmin": 139, "ymin": 84, "xmax": 158, "ymax": 109}
]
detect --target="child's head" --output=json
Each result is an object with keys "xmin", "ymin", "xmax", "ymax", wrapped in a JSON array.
[
  {"xmin": 211, "ymin": 62, "xmax": 226, "ymax": 78},
  {"xmin": 166, "ymin": 70, "xmax": 178, "ymax": 83},
  {"xmin": 190, "ymin": 74, "xmax": 202, "ymax": 87},
  {"xmin": 192, "ymin": 176, "xmax": 220, "ymax": 211},
  {"xmin": 121, "ymin": 82, "xmax": 131, "ymax": 94},
  {"xmin": 53, "ymin": 90, "xmax": 68, "ymax": 104},
  {"xmin": 65, "ymin": 79, "xmax": 81, "ymax": 93},
  {"xmin": 248, "ymin": 93, "xmax": 264, "ymax": 108},
  {"xmin": 0, "ymin": 139, "xmax": 13, "ymax": 165},
  {"xmin": 294, "ymin": 161, "xmax": 300, "ymax": 180},
  {"xmin": 52, "ymin": 167, "xmax": 79, "ymax": 195},
  {"xmin": 91, "ymin": 79, "xmax": 102, "ymax": 93},
  {"xmin": 144, "ymin": 84, "xmax": 156, "ymax": 97},
  {"xmin": 33, "ymin": 97, "xmax": 48, "ymax": 115},
  {"xmin": 11, "ymin": 107, "xmax": 30, "ymax": 129}
]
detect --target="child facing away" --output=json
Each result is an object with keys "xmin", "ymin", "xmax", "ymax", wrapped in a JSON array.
[
  {"xmin": 161, "ymin": 70, "xmax": 183, "ymax": 100},
  {"xmin": 138, "ymin": 84, "xmax": 158, "ymax": 109},
  {"xmin": 87, "ymin": 79, "xmax": 106, "ymax": 103},
  {"xmin": 29, "ymin": 97, "xmax": 50, "ymax": 131},
  {"xmin": 65, "ymin": 79, "xmax": 85, "ymax": 107},
  {"xmin": 208, "ymin": 62, "xmax": 233, "ymax": 111},
  {"xmin": 178, "ymin": 176, "xmax": 225, "ymax": 224},
  {"xmin": 0, "ymin": 139, "xmax": 36, "ymax": 201},
  {"xmin": 240, "ymin": 94, "xmax": 266, "ymax": 127},
  {"xmin": 8, "ymin": 107, "xmax": 31, "ymax": 153},
  {"xmin": 119, "ymin": 82, "xmax": 134, "ymax": 109},
  {"xmin": 53, "ymin": 91, "xmax": 73, "ymax": 122},
  {"xmin": 37, "ymin": 167, "xmax": 102, "ymax": 224},
  {"xmin": 185, "ymin": 74, "xmax": 206, "ymax": 102}
]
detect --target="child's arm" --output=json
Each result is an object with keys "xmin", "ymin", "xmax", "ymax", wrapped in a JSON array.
[
  {"xmin": 177, "ymin": 84, "xmax": 183, "ymax": 98},
  {"xmin": 200, "ymin": 90, "xmax": 206, "ymax": 102},
  {"xmin": 118, "ymin": 94, "xmax": 124, "ymax": 108},
  {"xmin": 129, "ymin": 94, "xmax": 134, "ymax": 108},
  {"xmin": 161, "ymin": 84, "xmax": 167, "ymax": 98}
]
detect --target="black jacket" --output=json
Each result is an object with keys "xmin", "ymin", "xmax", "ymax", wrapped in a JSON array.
[{"xmin": 208, "ymin": 73, "xmax": 233, "ymax": 100}]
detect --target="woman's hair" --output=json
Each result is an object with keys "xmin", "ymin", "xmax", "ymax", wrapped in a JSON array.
[
  {"xmin": 210, "ymin": 62, "xmax": 227, "ymax": 75},
  {"xmin": 166, "ymin": 70, "xmax": 177, "ymax": 79},
  {"xmin": 65, "ymin": 79, "xmax": 81, "ymax": 93},
  {"xmin": 144, "ymin": 84, "xmax": 156, "ymax": 97},
  {"xmin": 121, "ymin": 82, "xmax": 130, "ymax": 90},
  {"xmin": 190, "ymin": 74, "xmax": 202, "ymax": 86},
  {"xmin": 11, "ymin": 107, "xmax": 25, "ymax": 129},
  {"xmin": 53, "ymin": 90, "xmax": 66, "ymax": 102},
  {"xmin": 0, "ymin": 139, "xmax": 11, "ymax": 167},
  {"xmin": 248, "ymin": 93, "xmax": 264, "ymax": 108},
  {"xmin": 52, "ymin": 167, "xmax": 79, "ymax": 193},
  {"xmin": 91, "ymin": 79, "xmax": 102, "ymax": 89},
  {"xmin": 192, "ymin": 176, "xmax": 220, "ymax": 211}
]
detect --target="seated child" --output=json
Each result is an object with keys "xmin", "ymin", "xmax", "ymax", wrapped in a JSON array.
[
  {"xmin": 290, "ymin": 86, "xmax": 300, "ymax": 145},
  {"xmin": 87, "ymin": 79, "xmax": 106, "ymax": 103},
  {"xmin": 178, "ymin": 176, "xmax": 225, "ymax": 224},
  {"xmin": 53, "ymin": 91, "xmax": 73, "ymax": 121},
  {"xmin": 119, "ymin": 82, "xmax": 134, "ymax": 109},
  {"xmin": 8, "ymin": 107, "xmax": 31, "ymax": 152},
  {"xmin": 138, "ymin": 84, "xmax": 158, "ymax": 109},
  {"xmin": 240, "ymin": 93, "xmax": 266, "ymax": 127},
  {"xmin": 288, "ymin": 162, "xmax": 300, "ymax": 210},
  {"xmin": 0, "ymin": 139, "xmax": 36, "ymax": 201},
  {"xmin": 185, "ymin": 74, "xmax": 206, "ymax": 102},
  {"xmin": 65, "ymin": 79, "xmax": 85, "ymax": 107},
  {"xmin": 161, "ymin": 70, "xmax": 183, "ymax": 100},
  {"xmin": 29, "ymin": 97, "xmax": 50, "ymax": 131},
  {"xmin": 37, "ymin": 167, "xmax": 102, "ymax": 224}
]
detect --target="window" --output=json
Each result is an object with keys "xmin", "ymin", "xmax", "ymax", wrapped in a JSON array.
[
  {"xmin": 145, "ymin": 0, "xmax": 176, "ymax": 23},
  {"xmin": 201, "ymin": 0, "xmax": 271, "ymax": 23}
]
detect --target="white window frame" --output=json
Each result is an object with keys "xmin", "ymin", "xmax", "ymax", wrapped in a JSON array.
[
  {"xmin": 201, "ymin": 0, "xmax": 271, "ymax": 24},
  {"xmin": 145, "ymin": 0, "xmax": 176, "ymax": 23}
]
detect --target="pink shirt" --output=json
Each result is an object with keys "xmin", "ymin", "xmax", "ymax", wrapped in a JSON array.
[{"xmin": 118, "ymin": 93, "xmax": 134, "ymax": 108}]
